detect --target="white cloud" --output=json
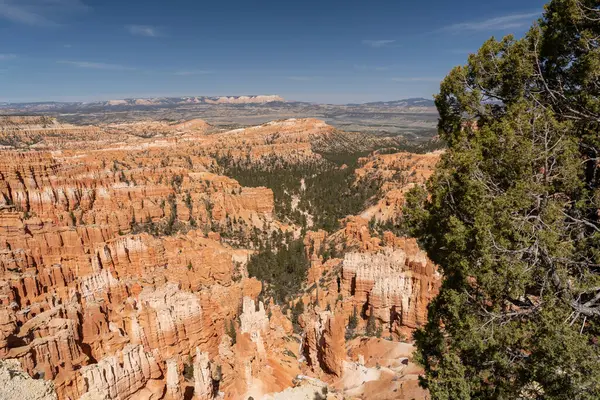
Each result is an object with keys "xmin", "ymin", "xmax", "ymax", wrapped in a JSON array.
[
  {"xmin": 0, "ymin": 53, "xmax": 16, "ymax": 60},
  {"xmin": 127, "ymin": 25, "xmax": 160, "ymax": 37},
  {"xmin": 443, "ymin": 12, "xmax": 540, "ymax": 32},
  {"xmin": 174, "ymin": 70, "xmax": 213, "ymax": 76},
  {"xmin": 58, "ymin": 60, "xmax": 136, "ymax": 71},
  {"xmin": 0, "ymin": 0, "xmax": 88, "ymax": 26},
  {"xmin": 392, "ymin": 77, "xmax": 441, "ymax": 83},
  {"xmin": 361, "ymin": 39, "xmax": 396, "ymax": 48}
]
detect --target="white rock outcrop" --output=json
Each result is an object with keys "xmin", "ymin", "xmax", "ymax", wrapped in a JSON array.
[{"xmin": 0, "ymin": 359, "xmax": 57, "ymax": 400}]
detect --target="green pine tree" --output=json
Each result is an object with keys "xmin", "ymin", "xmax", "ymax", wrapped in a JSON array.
[
  {"xmin": 366, "ymin": 306, "xmax": 376, "ymax": 337},
  {"xmin": 291, "ymin": 300, "xmax": 305, "ymax": 333},
  {"xmin": 348, "ymin": 305, "xmax": 358, "ymax": 330},
  {"xmin": 405, "ymin": 1, "xmax": 600, "ymax": 398},
  {"xmin": 227, "ymin": 320, "xmax": 236, "ymax": 345}
]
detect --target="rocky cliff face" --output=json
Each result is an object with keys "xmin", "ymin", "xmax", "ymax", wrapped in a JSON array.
[
  {"xmin": 0, "ymin": 116, "xmax": 106, "ymax": 150},
  {"xmin": 301, "ymin": 310, "xmax": 346, "ymax": 377},
  {"xmin": 0, "ymin": 117, "xmax": 287, "ymax": 398},
  {"xmin": 193, "ymin": 349, "xmax": 214, "ymax": 400},
  {"xmin": 356, "ymin": 151, "xmax": 442, "ymax": 223},
  {"xmin": 0, "ymin": 116, "xmax": 442, "ymax": 400},
  {"xmin": 304, "ymin": 216, "xmax": 440, "ymax": 331},
  {"xmin": 342, "ymin": 246, "xmax": 438, "ymax": 330},
  {"xmin": 77, "ymin": 344, "xmax": 163, "ymax": 400}
]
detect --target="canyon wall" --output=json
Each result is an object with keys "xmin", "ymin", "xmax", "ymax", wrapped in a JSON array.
[
  {"xmin": 0, "ymin": 116, "xmax": 441, "ymax": 400},
  {"xmin": 0, "ymin": 116, "xmax": 293, "ymax": 399}
]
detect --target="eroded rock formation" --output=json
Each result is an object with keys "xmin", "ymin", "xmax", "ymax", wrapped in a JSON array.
[
  {"xmin": 0, "ymin": 116, "xmax": 442, "ymax": 400},
  {"xmin": 193, "ymin": 349, "xmax": 214, "ymax": 400},
  {"xmin": 356, "ymin": 151, "xmax": 442, "ymax": 223},
  {"xmin": 342, "ymin": 247, "xmax": 438, "ymax": 329}
]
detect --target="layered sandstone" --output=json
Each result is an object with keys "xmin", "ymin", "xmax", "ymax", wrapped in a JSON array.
[
  {"xmin": 356, "ymin": 151, "xmax": 442, "ymax": 223},
  {"xmin": 0, "ymin": 116, "xmax": 281, "ymax": 398},
  {"xmin": 0, "ymin": 116, "xmax": 104, "ymax": 150},
  {"xmin": 342, "ymin": 247, "xmax": 438, "ymax": 329},
  {"xmin": 102, "ymin": 119, "xmax": 211, "ymax": 139},
  {"xmin": 193, "ymin": 350, "xmax": 214, "ymax": 400},
  {"xmin": 77, "ymin": 344, "xmax": 163, "ymax": 399},
  {"xmin": 306, "ymin": 217, "xmax": 440, "ymax": 333},
  {"xmin": 301, "ymin": 310, "xmax": 345, "ymax": 377},
  {"xmin": 216, "ymin": 297, "xmax": 301, "ymax": 399},
  {"xmin": 0, "ymin": 116, "xmax": 441, "ymax": 400}
]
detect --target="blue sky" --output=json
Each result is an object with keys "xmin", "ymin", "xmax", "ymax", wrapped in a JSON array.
[{"xmin": 0, "ymin": 0, "xmax": 547, "ymax": 104}]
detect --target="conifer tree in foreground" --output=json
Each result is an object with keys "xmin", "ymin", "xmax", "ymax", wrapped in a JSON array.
[{"xmin": 405, "ymin": 1, "xmax": 600, "ymax": 398}]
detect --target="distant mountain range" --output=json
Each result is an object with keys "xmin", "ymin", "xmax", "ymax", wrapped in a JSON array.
[
  {"xmin": 355, "ymin": 98, "xmax": 435, "ymax": 107},
  {"xmin": 0, "ymin": 96, "xmax": 436, "ymax": 113},
  {"xmin": 0, "ymin": 95, "xmax": 285, "ymax": 112}
]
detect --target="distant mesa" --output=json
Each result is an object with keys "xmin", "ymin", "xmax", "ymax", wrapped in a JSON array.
[
  {"xmin": 0, "ymin": 95, "xmax": 287, "ymax": 113},
  {"xmin": 104, "ymin": 95, "xmax": 286, "ymax": 107},
  {"xmin": 0, "ymin": 96, "xmax": 438, "ymax": 113},
  {"xmin": 106, "ymin": 99, "xmax": 128, "ymax": 106},
  {"xmin": 204, "ymin": 95, "xmax": 285, "ymax": 104}
]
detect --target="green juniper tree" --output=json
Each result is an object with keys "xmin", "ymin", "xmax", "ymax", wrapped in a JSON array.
[
  {"xmin": 366, "ymin": 306, "xmax": 377, "ymax": 337},
  {"xmin": 405, "ymin": 1, "xmax": 600, "ymax": 399},
  {"xmin": 291, "ymin": 299, "xmax": 305, "ymax": 333},
  {"xmin": 227, "ymin": 320, "xmax": 237, "ymax": 345}
]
